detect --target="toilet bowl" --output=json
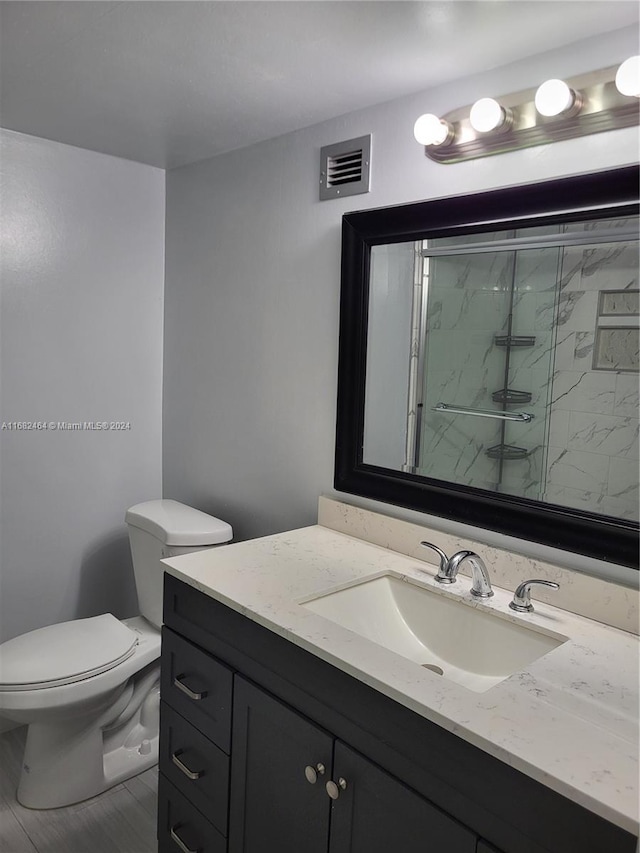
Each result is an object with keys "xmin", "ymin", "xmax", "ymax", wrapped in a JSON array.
[{"xmin": 0, "ymin": 500, "xmax": 232, "ymax": 809}]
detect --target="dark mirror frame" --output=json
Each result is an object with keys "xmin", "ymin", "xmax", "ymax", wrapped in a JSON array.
[{"xmin": 335, "ymin": 166, "xmax": 640, "ymax": 569}]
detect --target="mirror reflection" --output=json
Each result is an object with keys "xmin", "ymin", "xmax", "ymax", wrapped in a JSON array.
[{"xmin": 364, "ymin": 216, "xmax": 639, "ymax": 522}]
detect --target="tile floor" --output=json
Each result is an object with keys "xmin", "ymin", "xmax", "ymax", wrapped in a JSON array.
[{"xmin": 0, "ymin": 727, "xmax": 158, "ymax": 853}]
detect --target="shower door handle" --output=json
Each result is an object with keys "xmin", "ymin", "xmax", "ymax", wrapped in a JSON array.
[{"xmin": 433, "ymin": 403, "xmax": 533, "ymax": 423}]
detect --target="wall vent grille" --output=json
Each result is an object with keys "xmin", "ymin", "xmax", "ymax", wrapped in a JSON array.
[{"xmin": 319, "ymin": 135, "xmax": 371, "ymax": 201}]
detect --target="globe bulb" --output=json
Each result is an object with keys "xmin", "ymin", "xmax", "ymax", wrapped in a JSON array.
[
  {"xmin": 615, "ymin": 56, "xmax": 640, "ymax": 97},
  {"xmin": 535, "ymin": 79, "xmax": 574, "ymax": 117},
  {"xmin": 413, "ymin": 113, "xmax": 451, "ymax": 146},
  {"xmin": 469, "ymin": 98, "xmax": 505, "ymax": 133}
]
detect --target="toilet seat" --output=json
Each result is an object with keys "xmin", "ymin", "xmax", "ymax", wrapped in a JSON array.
[{"xmin": 0, "ymin": 614, "xmax": 138, "ymax": 691}]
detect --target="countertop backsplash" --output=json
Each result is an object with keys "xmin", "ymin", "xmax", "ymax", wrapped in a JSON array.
[{"xmin": 318, "ymin": 496, "xmax": 639, "ymax": 635}]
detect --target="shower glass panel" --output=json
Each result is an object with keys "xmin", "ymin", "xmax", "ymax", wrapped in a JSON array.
[
  {"xmin": 417, "ymin": 242, "xmax": 559, "ymax": 500},
  {"xmin": 362, "ymin": 214, "xmax": 639, "ymax": 519}
]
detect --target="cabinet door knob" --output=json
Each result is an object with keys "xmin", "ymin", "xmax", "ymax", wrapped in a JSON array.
[
  {"xmin": 304, "ymin": 763, "xmax": 326, "ymax": 784},
  {"xmin": 173, "ymin": 674, "xmax": 207, "ymax": 701},
  {"xmin": 170, "ymin": 824, "xmax": 198, "ymax": 853},
  {"xmin": 326, "ymin": 777, "xmax": 347, "ymax": 799},
  {"xmin": 172, "ymin": 750, "xmax": 204, "ymax": 781}
]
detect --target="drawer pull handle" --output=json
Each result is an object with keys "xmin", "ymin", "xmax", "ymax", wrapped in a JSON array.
[
  {"xmin": 170, "ymin": 823, "xmax": 200, "ymax": 853},
  {"xmin": 172, "ymin": 750, "xmax": 203, "ymax": 781},
  {"xmin": 326, "ymin": 777, "xmax": 348, "ymax": 800},
  {"xmin": 304, "ymin": 763, "xmax": 326, "ymax": 784},
  {"xmin": 174, "ymin": 675, "xmax": 207, "ymax": 701}
]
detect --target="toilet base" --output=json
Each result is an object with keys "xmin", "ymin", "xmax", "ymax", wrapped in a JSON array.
[
  {"xmin": 16, "ymin": 665, "xmax": 160, "ymax": 809},
  {"xmin": 18, "ymin": 730, "xmax": 160, "ymax": 809}
]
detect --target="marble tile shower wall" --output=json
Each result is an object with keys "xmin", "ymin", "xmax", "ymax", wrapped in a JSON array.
[
  {"xmin": 495, "ymin": 245, "xmax": 559, "ymax": 499},
  {"xmin": 420, "ymin": 252, "xmax": 511, "ymax": 491},
  {"xmin": 544, "ymin": 233, "xmax": 639, "ymax": 521},
  {"xmin": 419, "ymin": 224, "xmax": 638, "ymax": 520},
  {"xmin": 420, "ymin": 248, "xmax": 557, "ymax": 497}
]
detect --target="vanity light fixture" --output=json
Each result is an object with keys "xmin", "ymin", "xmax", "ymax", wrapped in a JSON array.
[
  {"xmin": 415, "ymin": 62, "xmax": 640, "ymax": 164},
  {"xmin": 469, "ymin": 98, "xmax": 511, "ymax": 133},
  {"xmin": 413, "ymin": 113, "xmax": 453, "ymax": 146},
  {"xmin": 534, "ymin": 78, "xmax": 581, "ymax": 117},
  {"xmin": 615, "ymin": 55, "xmax": 640, "ymax": 97}
]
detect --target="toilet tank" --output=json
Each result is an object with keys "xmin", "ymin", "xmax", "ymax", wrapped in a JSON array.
[{"xmin": 125, "ymin": 500, "xmax": 233, "ymax": 629}]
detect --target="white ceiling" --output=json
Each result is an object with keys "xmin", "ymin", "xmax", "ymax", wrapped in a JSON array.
[{"xmin": 1, "ymin": 1, "xmax": 638, "ymax": 169}]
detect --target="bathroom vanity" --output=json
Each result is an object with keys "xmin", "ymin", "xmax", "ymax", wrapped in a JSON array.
[{"xmin": 157, "ymin": 507, "xmax": 639, "ymax": 853}]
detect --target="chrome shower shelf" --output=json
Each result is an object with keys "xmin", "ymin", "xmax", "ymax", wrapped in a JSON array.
[
  {"xmin": 494, "ymin": 335, "xmax": 536, "ymax": 348},
  {"xmin": 485, "ymin": 443, "xmax": 534, "ymax": 460},
  {"xmin": 491, "ymin": 389, "xmax": 533, "ymax": 405}
]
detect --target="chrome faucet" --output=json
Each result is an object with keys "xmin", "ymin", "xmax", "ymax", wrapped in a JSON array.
[
  {"xmin": 420, "ymin": 542, "xmax": 494, "ymax": 598},
  {"xmin": 509, "ymin": 579, "xmax": 559, "ymax": 612}
]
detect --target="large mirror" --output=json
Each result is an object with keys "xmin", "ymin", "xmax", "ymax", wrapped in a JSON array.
[{"xmin": 335, "ymin": 167, "xmax": 639, "ymax": 568}]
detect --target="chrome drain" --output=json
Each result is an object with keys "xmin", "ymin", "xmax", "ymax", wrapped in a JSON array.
[{"xmin": 421, "ymin": 664, "xmax": 444, "ymax": 675}]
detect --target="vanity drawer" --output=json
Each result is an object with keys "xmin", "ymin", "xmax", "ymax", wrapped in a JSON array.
[
  {"xmin": 160, "ymin": 701, "xmax": 229, "ymax": 836},
  {"xmin": 158, "ymin": 774, "xmax": 227, "ymax": 853},
  {"xmin": 161, "ymin": 627, "xmax": 233, "ymax": 753}
]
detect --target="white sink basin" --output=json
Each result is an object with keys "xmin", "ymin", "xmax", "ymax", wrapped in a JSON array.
[{"xmin": 301, "ymin": 573, "xmax": 567, "ymax": 692}]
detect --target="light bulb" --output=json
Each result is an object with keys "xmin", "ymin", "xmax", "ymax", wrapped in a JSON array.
[
  {"xmin": 534, "ymin": 79, "xmax": 575, "ymax": 117},
  {"xmin": 469, "ymin": 98, "xmax": 505, "ymax": 133},
  {"xmin": 615, "ymin": 56, "xmax": 640, "ymax": 97},
  {"xmin": 413, "ymin": 113, "xmax": 451, "ymax": 146}
]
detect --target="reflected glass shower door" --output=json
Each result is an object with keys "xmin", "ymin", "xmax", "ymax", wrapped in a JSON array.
[
  {"xmin": 363, "ymin": 215, "xmax": 638, "ymax": 519},
  {"xmin": 416, "ymin": 240, "xmax": 560, "ymax": 500}
]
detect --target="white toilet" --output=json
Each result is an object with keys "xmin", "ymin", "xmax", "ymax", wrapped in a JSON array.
[{"xmin": 0, "ymin": 499, "xmax": 232, "ymax": 809}]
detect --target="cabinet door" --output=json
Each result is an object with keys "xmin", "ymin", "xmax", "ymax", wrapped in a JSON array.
[
  {"xmin": 229, "ymin": 676, "xmax": 332, "ymax": 853},
  {"xmin": 328, "ymin": 741, "xmax": 476, "ymax": 853}
]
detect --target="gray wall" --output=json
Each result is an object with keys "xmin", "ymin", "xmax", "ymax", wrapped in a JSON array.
[
  {"xmin": 0, "ymin": 130, "xmax": 165, "ymax": 642},
  {"xmin": 164, "ymin": 28, "xmax": 638, "ymax": 552}
]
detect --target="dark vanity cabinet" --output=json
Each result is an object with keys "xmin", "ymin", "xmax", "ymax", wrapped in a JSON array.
[
  {"xmin": 230, "ymin": 676, "xmax": 475, "ymax": 853},
  {"xmin": 159, "ymin": 628, "xmax": 232, "ymax": 852},
  {"xmin": 159, "ymin": 574, "xmax": 636, "ymax": 853},
  {"xmin": 327, "ymin": 741, "xmax": 475, "ymax": 853},
  {"xmin": 229, "ymin": 676, "xmax": 333, "ymax": 853}
]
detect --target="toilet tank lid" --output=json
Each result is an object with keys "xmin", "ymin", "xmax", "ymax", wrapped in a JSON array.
[{"xmin": 125, "ymin": 499, "xmax": 233, "ymax": 546}]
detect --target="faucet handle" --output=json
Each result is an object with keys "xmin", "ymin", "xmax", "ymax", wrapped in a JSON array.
[
  {"xmin": 419, "ymin": 541, "xmax": 455, "ymax": 583},
  {"xmin": 509, "ymin": 579, "xmax": 559, "ymax": 613}
]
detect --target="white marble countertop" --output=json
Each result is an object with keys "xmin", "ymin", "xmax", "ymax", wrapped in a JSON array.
[{"xmin": 162, "ymin": 524, "xmax": 639, "ymax": 836}]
